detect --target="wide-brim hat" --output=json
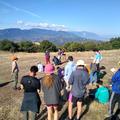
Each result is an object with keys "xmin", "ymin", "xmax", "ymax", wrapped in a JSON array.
[
  {"xmin": 45, "ymin": 64, "xmax": 55, "ymax": 74},
  {"xmin": 11, "ymin": 56, "xmax": 18, "ymax": 61},
  {"xmin": 76, "ymin": 60, "xmax": 85, "ymax": 66}
]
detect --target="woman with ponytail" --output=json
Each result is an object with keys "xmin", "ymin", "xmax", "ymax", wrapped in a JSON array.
[{"xmin": 41, "ymin": 64, "xmax": 62, "ymax": 120}]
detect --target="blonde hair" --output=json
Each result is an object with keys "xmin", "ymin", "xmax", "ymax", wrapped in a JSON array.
[{"xmin": 43, "ymin": 74, "xmax": 54, "ymax": 88}]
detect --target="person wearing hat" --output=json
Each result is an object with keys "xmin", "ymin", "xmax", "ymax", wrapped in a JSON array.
[
  {"xmin": 20, "ymin": 66, "xmax": 41, "ymax": 120},
  {"xmin": 41, "ymin": 64, "xmax": 62, "ymax": 120},
  {"xmin": 66, "ymin": 60, "xmax": 89, "ymax": 120},
  {"xmin": 11, "ymin": 55, "xmax": 19, "ymax": 90},
  {"xmin": 105, "ymin": 61, "xmax": 120, "ymax": 119}
]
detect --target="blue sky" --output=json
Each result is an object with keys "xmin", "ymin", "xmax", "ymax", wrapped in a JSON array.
[{"xmin": 0, "ymin": 0, "xmax": 120, "ymax": 35}]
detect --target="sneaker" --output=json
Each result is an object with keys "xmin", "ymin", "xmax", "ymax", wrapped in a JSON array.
[
  {"xmin": 74, "ymin": 117, "xmax": 80, "ymax": 120},
  {"xmin": 65, "ymin": 117, "xmax": 72, "ymax": 120}
]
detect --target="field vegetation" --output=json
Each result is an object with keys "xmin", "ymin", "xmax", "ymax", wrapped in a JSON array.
[{"xmin": 0, "ymin": 50, "xmax": 120, "ymax": 120}]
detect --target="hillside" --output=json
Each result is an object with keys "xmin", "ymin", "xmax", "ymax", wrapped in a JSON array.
[{"xmin": 0, "ymin": 28, "xmax": 108, "ymax": 45}]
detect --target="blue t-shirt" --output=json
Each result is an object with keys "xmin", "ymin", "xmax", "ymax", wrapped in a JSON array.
[
  {"xmin": 69, "ymin": 68, "xmax": 89, "ymax": 98},
  {"xmin": 112, "ymin": 69, "xmax": 120, "ymax": 94}
]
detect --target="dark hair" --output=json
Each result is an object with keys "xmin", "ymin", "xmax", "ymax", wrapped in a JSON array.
[
  {"xmin": 30, "ymin": 66, "xmax": 38, "ymax": 73},
  {"xmin": 68, "ymin": 56, "xmax": 73, "ymax": 61},
  {"xmin": 97, "ymin": 80, "xmax": 103, "ymax": 85}
]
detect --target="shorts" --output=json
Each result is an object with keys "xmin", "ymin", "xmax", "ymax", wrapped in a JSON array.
[
  {"xmin": 46, "ymin": 104, "xmax": 58, "ymax": 107},
  {"xmin": 69, "ymin": 93, "xmax": 84, "ymax": 104}
]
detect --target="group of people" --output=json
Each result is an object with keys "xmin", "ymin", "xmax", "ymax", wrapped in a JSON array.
[
  {"xmin": 10, "ymin": 49, "xmax": 120, "ymax": 120},
  {"xmin": 45, "ymin": 49, "xmax": 66, "ymax": 66}
]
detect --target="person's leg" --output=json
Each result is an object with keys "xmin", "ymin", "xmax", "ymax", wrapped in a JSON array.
[
  {"xmin": 11, "ymin": 72, "xmax": 16, "ymax": 89},
  {"xmin": 108, "ymin": 92, "xmax": 117, "ymax": 116},
  {"xmin": 45, "ymin": 57, "xmax": 48, "ymax": 64},
  {"xmin": 53, "ymin": 106, "xmax": 58, "ymax": 120},
  {"xmin": 15, "ymin": 71, "xmax": 18, "ymax": 88},
  {"xmin": 96, "ymin": 63, "xmax": 100, "ymax": 72},
  {"xmin": 48, "ymin": 57, "xmax": 50, "ymax": 63},
  {"xmin": 64, "ymin": 79, "xmax": 69, "ymax": 90},
  {"xmin": 11, "ymin": 72, "xmax": 14, "ymax": 87},
  {"xmin": 31, "ymin": 112, "xmax": 36, "ymax": 120},
  {"xmin": 89, "ymin": 72, "xmax": 93, "ymax": 84},
  {"xmin": 118, "ymin": 94, "xmax": 120, "ymax": 109},
  {"xmin": 68, "ymin": 100, "xmax": 73, "ymax": 119},
  {"xmin": 76, "ymin": 101, "xmax": 82, "ymax": 120},
  {"xmin": 47, "ymin": 106, "xmax": 53, "ymax": 120},
  {"xmin": 23, "ymin": 111, "xmax": 29, "ymax": 120},
  {"xmin": 93, "ymin": 72, "xmax": 97, "ymax": 84}
]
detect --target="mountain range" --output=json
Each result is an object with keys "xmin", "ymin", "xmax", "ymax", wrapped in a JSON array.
[{"xmin": 0, "ymin": 28, "xmax": 110, "ymax": 45}]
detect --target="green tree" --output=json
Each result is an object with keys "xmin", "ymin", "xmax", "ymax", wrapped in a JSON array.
[
  {"xmin": 18, "ymin": 41, "xmax": 35, "ymax": 52},
  {"xmin": 69, "ymin": 42, "xmax": 85, "ymax": 51},
  {"xmin": 39, "ymin": 40, "xmax": 57, "ymax": 52},
  {"xmin": 110, "ymin": 37, "xmax": 120, "ymax": 49},
  {"xmin": 63, "ymin": 42, "xmax": 72, "ymax": 51},
  {"xmin": 84, "ymin": 41, "xmax": 97, "ymax": 51},
  {"xmin": 0, "ymin": 39, "xmax": 19, "ymax": 52}
]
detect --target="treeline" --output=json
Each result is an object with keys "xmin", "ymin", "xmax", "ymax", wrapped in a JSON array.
[{"xmin": 0, "ymin": 37, "xmax": 120, "ymax": 52}]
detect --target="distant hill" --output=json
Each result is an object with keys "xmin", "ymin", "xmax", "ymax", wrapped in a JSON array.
[
  {"xmin": 0, "ymin": 28, "xmax": 108, "ymax": 45},
  {"xmin": 72, "ymin": 31, "xmax": 107, "ymax": 40}
]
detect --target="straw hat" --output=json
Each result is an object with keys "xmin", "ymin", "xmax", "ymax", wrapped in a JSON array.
[{"xmin": 11, "ymin": 56, "xmax": 18, "ymax": 61}]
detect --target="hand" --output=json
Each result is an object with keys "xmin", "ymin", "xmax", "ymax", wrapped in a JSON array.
[{"xmin": 60, "ymin": 89, "xmax": 64, "ymax": 96}]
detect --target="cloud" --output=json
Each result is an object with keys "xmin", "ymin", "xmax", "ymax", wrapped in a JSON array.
[
  {"xmin": 17, "ymin": 20, "xmax": 68, "ymax": 31},
  {"xmin": 0, "ymin": 1, "xmax": 41, "ymax": 18}
]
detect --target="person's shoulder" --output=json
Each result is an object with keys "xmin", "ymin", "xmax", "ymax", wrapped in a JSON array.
[
  {"xmin": 101, "ymin": 86, "xmax": 108, "ymax": 91},
  {"xmin": 22, "ymin": 75, "xmax": 29, "ymax": 79}
]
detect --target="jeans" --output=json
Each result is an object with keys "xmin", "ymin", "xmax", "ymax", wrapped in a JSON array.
[
  {"xmin": 108, "ymin": 92, "xmax": 120, "ymax": 116},
  {"xmin": 89, "ymin": 72, "xmax": 97, "ymax": 83}
]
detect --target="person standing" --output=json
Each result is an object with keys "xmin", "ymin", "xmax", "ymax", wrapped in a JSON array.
[
  {"xmin": 11, "ymin": 56, "xmax": 19, "ymax": 90},
  {"xmin": 106, "ymin": 62, "xmax": 120, "ymax": 119},
  {"xmin": 67, "ymin": 60, "xmax": 89, "ymax": 120},
  {"xmin": 20, "ymin": 66, "xmax": 41, "ymax": 120},
  {"xmin": 64, "ymin": 56, "xmax": 76, "ymax": 90},
  {"xmin": 41, "ymin": 64, "xmax": 62, "ymax": 120},
  {"xmin": 45, "ymin": 50, "xmax": 50, "ymax": 64},
  {"xmin": 93, "ymin": 49, "xmax": 102, "ymax": 72}
]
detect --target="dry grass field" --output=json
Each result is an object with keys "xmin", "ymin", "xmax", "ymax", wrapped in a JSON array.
[{"xmin": 0, "ymin": 50, "xmax": 120, "ymax": 120}]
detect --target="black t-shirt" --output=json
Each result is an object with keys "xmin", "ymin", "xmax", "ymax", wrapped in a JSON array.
[{"xmin": 21, "ymin": 75, "xmax": 40, "ymax": 92}]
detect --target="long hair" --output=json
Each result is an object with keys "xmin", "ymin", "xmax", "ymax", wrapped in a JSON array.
[{"xmin": 43, "ymin": 74, "xmax": 54, "ymax": 88}]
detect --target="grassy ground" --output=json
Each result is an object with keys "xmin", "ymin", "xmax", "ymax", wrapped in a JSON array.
[{"xmin": 0, "ymin": 50, "xmax": 120, "ymax": 120}]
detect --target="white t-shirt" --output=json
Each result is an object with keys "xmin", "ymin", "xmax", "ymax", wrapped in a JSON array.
[{"xmin": 37, "ymin": 64, "xmax": 43, "ymax": 72}]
